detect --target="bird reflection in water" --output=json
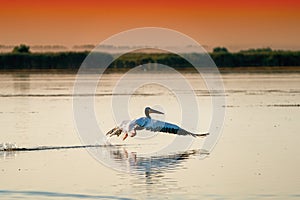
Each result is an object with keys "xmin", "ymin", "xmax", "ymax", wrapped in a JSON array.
[{"xmin": 104, "ymin": 145, "xmax": 209, "ymax": 178}]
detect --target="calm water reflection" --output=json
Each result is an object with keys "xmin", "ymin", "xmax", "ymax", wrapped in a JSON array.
[
  {"xmin": 0, "ymin": 72, "xmax": 299, "ymax": 199},
  {"xmin": 0, "ymin": 141, "xmax": 208, "ymax": 174}
]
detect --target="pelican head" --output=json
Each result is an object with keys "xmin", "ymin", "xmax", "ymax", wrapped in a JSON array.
[{"xmin": 145, "ymin": 107, "xmax": 164, "ymax": 118}]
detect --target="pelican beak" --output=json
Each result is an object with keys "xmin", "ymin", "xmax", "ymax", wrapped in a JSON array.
[{"xmin": 149, "ymin": 108, "xmax": 164, "ymax": 115}]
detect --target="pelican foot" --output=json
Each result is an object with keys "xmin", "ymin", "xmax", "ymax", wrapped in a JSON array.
[{"xmin": 123, "ymin": 133, "xmax": 128, "ymax": 140}]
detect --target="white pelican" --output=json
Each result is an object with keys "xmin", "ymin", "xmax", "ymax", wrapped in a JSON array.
[{"xmin": 106, "ymin": 107, "xmax": 209, "ymax": 140}]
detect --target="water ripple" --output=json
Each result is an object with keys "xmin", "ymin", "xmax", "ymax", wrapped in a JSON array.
[{"xmin": 0, "ymin": 190, "xmax": 133, "ymax": 200}]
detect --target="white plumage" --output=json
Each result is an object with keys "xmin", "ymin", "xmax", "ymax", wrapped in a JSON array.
[{"xmin": 106, "ymin": 107, "xmax": 209, "ymax": 140}]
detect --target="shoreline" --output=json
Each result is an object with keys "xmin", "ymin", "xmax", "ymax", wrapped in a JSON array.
[{"xmin": 0, "ymin": 66, "xmax": 300, "ymax": 74}]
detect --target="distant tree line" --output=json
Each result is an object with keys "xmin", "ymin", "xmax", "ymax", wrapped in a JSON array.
[
  {"xmin": 109, "ymin": 53, "xmax": 193, "ymax": 69},
  {"xmin": 0, "ymin": 45, "xmax": 300, "ymax": 70},
  {"xmin": 0, "ymin": 52, "xmax": 90, "ymax": 70},
  {"xmin": 211, "ymin": 47, "xmax": 300, "ymax": 67},
  {"xmin": 0, "ymin": 44, "xmax": 113, "ymax": 70}
]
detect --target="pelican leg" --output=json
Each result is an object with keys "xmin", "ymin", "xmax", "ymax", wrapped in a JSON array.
[
  {"xmin": 123, "ymin": 132, "xmax": 128, "ymax": 140},
  {"xmin": 130, "ymin": 129, "xmax": 137, "ymax": 137}
]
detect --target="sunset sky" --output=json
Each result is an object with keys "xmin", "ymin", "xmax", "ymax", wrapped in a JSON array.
[{"xmin": 1, "ymin": 0, "xmax": 299, "ymax": 51}]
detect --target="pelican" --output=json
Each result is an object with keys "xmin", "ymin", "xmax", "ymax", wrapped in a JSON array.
[{"xmin": 106, "ymin": 107, "xmax": 209, "ymax": 140}]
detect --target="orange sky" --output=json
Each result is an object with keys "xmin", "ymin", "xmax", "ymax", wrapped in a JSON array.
[{"xmin": 1, "ymin": 0, "xmax": 300, "ymax": 51}]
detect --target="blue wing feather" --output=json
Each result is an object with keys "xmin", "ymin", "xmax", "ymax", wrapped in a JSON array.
[
  {"xmin": 135, "ymin": 117, "xmax": 179, "ymax": 134},
  {"xmin": 134, "ymin": 117, "xmax": 208, "ymax": 137}
]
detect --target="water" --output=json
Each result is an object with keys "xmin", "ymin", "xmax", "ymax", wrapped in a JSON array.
[{"xmin": 0, "ymin": 72, "xmax": 299, "ymax": 199}]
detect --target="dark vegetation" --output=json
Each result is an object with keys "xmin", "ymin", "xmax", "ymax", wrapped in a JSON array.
[
  {"xmin": 12, "ymin": 44, "xmax": 30, "ymax": 53},
  {"xmin": 0, "ymin": 45, "xmax": 300, "ymax": 71},
  {"xmin": 0, "ymin": 51, "xmax": 90, "ymax": 70},
  {"xmin": 213, "ymin": 47, "xmax": 229, "ymax": 53}
]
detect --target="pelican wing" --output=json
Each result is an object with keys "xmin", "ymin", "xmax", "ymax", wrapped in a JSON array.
[{"xmin": 135, "ymin": 117, "xmax": 208, "ymax": 137}]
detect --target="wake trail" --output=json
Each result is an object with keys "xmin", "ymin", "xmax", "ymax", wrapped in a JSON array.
[{"xmin": 0, "ymin": 144, "xmax": 127, "ymax": 152}]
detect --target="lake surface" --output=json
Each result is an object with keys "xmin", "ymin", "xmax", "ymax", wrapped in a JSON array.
[{"xmin": 0, "ymin": 72, "xmax": 299, "ymax": 199}]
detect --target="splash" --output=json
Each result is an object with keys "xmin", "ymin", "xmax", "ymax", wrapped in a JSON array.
[{"xmin": 0, "ymin": 143, "xmax": 18, "ymax": 151}]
